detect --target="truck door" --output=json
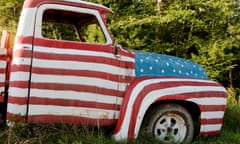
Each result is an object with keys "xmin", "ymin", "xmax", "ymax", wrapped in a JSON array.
[{"xmin": 29, "ymin": 3, "xmax": 134, "ymax": 126}]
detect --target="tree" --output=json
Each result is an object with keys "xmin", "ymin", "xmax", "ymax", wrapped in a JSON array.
[
  {"xmin": 1, "ymin": 0, "xmax": 239, "ymax": 87},
  {"xmin": 88, "ymin": 0, "xmax": 240, "ymax": 87},
  {"xmin": 0, "ymin": 0, "xmax": 24, "ymax": 44}
]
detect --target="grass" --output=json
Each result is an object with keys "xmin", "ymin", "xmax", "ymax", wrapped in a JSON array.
[{"xmin": 0, "ymin": 90, "xmax": 239, "ymax": 144}]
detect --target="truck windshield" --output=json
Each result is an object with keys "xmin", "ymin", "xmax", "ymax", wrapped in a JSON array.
[{"xmin": 42, "ymin": 9, "xmax": 106, "ymax": 44}]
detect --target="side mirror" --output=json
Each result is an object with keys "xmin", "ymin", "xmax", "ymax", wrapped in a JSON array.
[{"xmin": 113, "ymin": 39, "xmax": 119, "ymax": 55}]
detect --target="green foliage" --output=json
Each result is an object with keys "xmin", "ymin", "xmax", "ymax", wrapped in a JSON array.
[
  {"xmin": 0, "ymin": 0, "xmax": 240, "ymax": 86},
  {"xmin": 42, "ymin": 22, "xmax": 81, "ymax": 41},
  {"xmin": 0, "ymin": 0, "xmax": 24, "ymax": 43},
  {"xmin": 87, "ymin": 0, "xmax": 240, "ymax": 87},
  {"xmin": 0, "ymin": 94, "xmax": 240, "ymax": 143}
]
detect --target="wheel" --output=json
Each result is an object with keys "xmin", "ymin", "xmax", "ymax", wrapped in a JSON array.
[{"xmin": 142, "ymin": 104, "xmax": 194, "ymax": 143}]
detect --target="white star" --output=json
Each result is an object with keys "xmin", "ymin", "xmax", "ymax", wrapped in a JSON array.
[
  {"xmin": 149, "ymin": 66, "xmax": 153, "ymax": 70},
  {"xmin": 140, "ymin": 59, "xmax": 144, "ymax": 63},
  {"xmin": 166, "ymin": 62, "xmax": 169, "ymax": 66},
  {"xmin": 140, "ymin": 69, "xmax": 144, "ymax": 73}
]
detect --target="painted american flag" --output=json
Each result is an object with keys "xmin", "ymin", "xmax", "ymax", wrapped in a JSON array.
[{"xmin": 5, "ymin": 0, "xmax": 227, "ymax": 141}]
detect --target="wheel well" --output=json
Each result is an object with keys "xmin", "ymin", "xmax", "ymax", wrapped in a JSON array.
[{"xmin": 144, "ymin": 100, "xmax": 201, "ymax": 136}]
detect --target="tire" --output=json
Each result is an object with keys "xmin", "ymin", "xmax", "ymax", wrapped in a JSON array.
[{"xmin": 142, "ymin": 104, "xmax": 194, "ymax": 143}]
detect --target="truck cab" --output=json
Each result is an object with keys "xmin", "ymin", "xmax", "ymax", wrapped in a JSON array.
[{"xmin": 0, "ymin": 0, "xmax": 227, "ymax": 143}]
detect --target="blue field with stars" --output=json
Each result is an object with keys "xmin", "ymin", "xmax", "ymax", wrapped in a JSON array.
[{"xmin": 135, "ymin": 51, "xmax": 208, "ymax": 79}]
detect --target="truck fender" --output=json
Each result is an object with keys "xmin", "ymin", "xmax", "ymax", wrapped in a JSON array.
[{"xmin": 113, "ymin": 77, "xmax": 227, "ymax": 141}]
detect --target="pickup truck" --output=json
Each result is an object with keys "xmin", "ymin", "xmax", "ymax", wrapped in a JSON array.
[{"xmin": 0, "ymin": 0, "xmax": 227, "ymax": 143}]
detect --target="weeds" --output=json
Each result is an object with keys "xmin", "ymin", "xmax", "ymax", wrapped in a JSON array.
[{"xmin": 0, "ymin": 91, "xmax": 240, "ymax": 144}]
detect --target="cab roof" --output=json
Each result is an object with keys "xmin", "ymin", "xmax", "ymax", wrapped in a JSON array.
[{"xmin": 23, "ymin": 0, "xmax": 112, "ymax": 15}]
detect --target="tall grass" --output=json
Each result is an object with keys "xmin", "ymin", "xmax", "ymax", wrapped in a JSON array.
[{"xmin": 0, "ymin": 90, "xmax": 239, "ymax": 144}]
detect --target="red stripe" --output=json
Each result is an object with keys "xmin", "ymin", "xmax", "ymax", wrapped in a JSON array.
[
  {"xmin": 8, "ymin": 96, "xmax": 28, "ymax": 105},
  {"xmin": 7, "ymin": 112, "xmax": 26, "ymax": 122},
  {"xmin": 0, "ymin": 82, "xmax": 5, "ymax": 87},
  {"xmin": 129, "ymin": 92, "xmax": 225, "ymax": 139},
  {"xmin": 35, "ymin": 38, "xmax": 113, "ymax": 52},
  {"xmin": 114, "ymin": 78, "xmax": 226, "ymax": 135},
  {"xmin": 201, "ymin": 118, "xmax": 223, "ymax": 125},
  {"xmin": 199, "ymin": 131, "xmax": 220, "ymax": 136},
  {"xmin": 9, "ymin": 81, "xmax": 125, "ymax": 98},
  {"xmin": 22, "ymin": 0, "xmax": 112, "ymax": 15},
  {"xmin": 30, "ymin": 82, "xmax": 124, "ymax": 97},
  {"xmin": 9, "ymin": 81, "xmax": 30, "ymax": 89},
  {"xmin": 27, "ymin": 115, "xmax": 116, "ymax": 126},
  {"xmin": 31, "ymin": 67, "xmax": 134, "ymax": 83},
  {"xmin": 0, "ymin": 68, "xmax": 6, "ymax": 73},
  {"xmin": 10, "ymin": 65, "xmax": 31, "ymax": 72},
  {"xmin": 29, "ymin": 97, "xmax": 120, "ymax": 110},
  {"xmin": 0, "ymin": 96, "xmax": 4, "ymax": 102},
  {"xmin": 15, "ymin": 36, "xmax": 134, "ymax": 59},
  {"xmin": 128, "ymin": 83, "xmax": 226, "ymax": 139},
  {"xmin": 114, "ymin": 78, "xmax": 226, "ymax": 139},
  {"xmin": 13, "ymin": 48, "xmax": 32, "ymax": 58},
  {"xmin": 15, "ymin": 36, "xmax": 33, "ymax": 45},
  {"xmin": 156, "ymin": 92, "xmax": 226, "ymax": 101},
  {"xmin": 199, "ymin": 105, "xmax": 226, "ymax": 112},
  {"xmin": 0, "ymin": 57, "xmax": 7, "ymax": 60},
  {"xmin": 32, "ymin": 51, "xmax": 135, "ymax": 68},
  {"xmin": 13, "ymin": 49, "xmax": 135, "ymax": 69}
]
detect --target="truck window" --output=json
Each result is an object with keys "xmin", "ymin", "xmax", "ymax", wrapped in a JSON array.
[{"xmin": 42, "ymin": 9, "xmax": 106, "ymax": 44}]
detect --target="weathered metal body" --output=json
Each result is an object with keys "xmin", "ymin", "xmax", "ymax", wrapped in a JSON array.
[{"xmin": 0, "ymin": 0, "xmax": 227, "ymax": 142}]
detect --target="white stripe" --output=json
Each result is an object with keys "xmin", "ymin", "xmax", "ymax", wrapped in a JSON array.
[
  {"xmin": 12, "ymin": 56, "xmax": 135, "ymax": 78},
  {"xmin": 32, "ymin": 58, "xmax": 135, "ymax": 77},
  {"xmin": 28, "ymin": 105, "xmax": 118, "ymax": 119},
  {"xmin": 201, "ymin": 111, "xmax": 225, "ymax": 119},
  {"xmin": 0, "ymin": 61, "xmax": 6, "ymax": 68},
  {"xmin": 31, "ymin": 73, "xmax": 127, "ymax": 91},
  {"xmin": 200, "ymin": 124, "xmax": 222, "ymax": 132},
  {"xmin": 17, "ymin": 8, "xmax": 36, "ymax": 36},
  {"xmin": 8, "ymin": 88, "xmax": 29, "ymax": 98},
  {"xmin": 134, "ymin": 86, "xmax": 226, "ymax": 137},
  {"xmin": 63, "ymin": 0, "xmax": 112, "ymax": 13},
  {"xmin": 14, "ymin": 44, "xmax": 135, "ymax": 63},
  {"xmin": 0, "ymin": 74, "xmax": 5, "ymax": 82},
  {"xmin": 114, "ymin": 78, "xmax": 226, "ymax": 140},
  {"xmin": 12, "ymin": 57, "xmax": 32, "ymax": 65},
  {"xmin": 14, "ymin": 44, "xmax": 32, "ymax": 50},
  {"xmin": 11, "ymin": 58, "xmax": 134, "ymax": 80},
  {"xmin": 35, "ymin": 45, "xmax": 134, "ymax": 63},
  {"xmin": 10, "ymin": 72, "xmax": 30, "ymax": 81},
  {"xmin": 30, "ymin": 89, "xmax": 123, "ymax": 105},
  {"xmin": 7, "ymin": 103, "xmax": 27, "ymax": 115},
  {"xmin": 188, "ymin": 97, "xmax": 226, "ymax": 105},
  {"xmin": 8, "ymin": 81, "xmax": 124, "ymax": 105},
  {"xmin": 0, "ymin": 87, "xmax": 4, "ymax": 92}
]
